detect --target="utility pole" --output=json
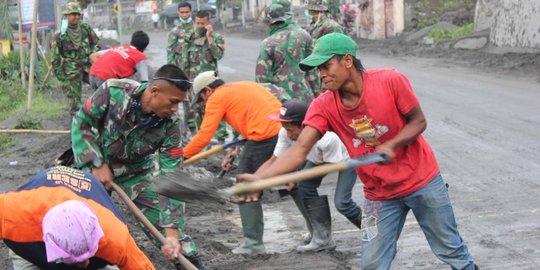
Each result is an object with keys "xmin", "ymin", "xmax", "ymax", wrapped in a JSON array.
[
  {"xmin": 27, "ymin": 0, "xmax": 39, "ymax": 111},
  {"xmin": 17, "ymin": 0, "xmax": 26, "ymax": 89},
  {"xmin": 116, "ymin": 0, "xmax": 122, "ymax": 43}
]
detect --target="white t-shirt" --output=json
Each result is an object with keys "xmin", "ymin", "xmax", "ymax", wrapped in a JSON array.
[
  {"xmin": 273, "ymin": 128, "xmax": 349, "ymax": 164},
  {"xmin": 152, "ymin": 13, "xmax": 160, "ymax": 23}
]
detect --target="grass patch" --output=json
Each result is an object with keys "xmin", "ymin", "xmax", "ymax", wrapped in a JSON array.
[
  {"xmin": 0, "ymin": 134, "xmax": 15, "ymax": 152},
  {"xmin": 429, "ymin": 23, "xmax": 474, "ymax": 41}
]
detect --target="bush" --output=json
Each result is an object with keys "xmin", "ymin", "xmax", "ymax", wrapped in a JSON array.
[
  {"xmin": 429, "ymin": 23, "xmax": 474, "ymax": 41},
  {"xmin": 15, "ymin": 112, "xmax": 44, "ymax": 130}
]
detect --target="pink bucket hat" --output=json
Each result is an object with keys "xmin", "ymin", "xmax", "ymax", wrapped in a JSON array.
[{"xmin": 42, "ymin": 200, "xmax": 104, "ymax": 264}]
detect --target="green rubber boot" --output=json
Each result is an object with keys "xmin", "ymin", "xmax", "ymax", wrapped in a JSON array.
[{"xmin": 232, "ymin": 201, "xmax": 266, "ymax": 255}]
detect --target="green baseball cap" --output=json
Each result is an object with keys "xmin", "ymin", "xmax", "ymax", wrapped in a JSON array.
[{"xmin": 299, "ymin": 33, "xmax": 357, "ymax": 71}]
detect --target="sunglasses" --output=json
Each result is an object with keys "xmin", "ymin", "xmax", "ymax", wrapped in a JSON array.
[{"xmin": 153, "ymin": 77, "xmax": 192, "ymax": 90}]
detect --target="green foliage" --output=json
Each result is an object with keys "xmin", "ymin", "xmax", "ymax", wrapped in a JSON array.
[
  {"xmin": 417, "ymin": 18, "xmax": 439, "ymax": 29},
  {"xmin": 0, "ymin": 1, "xmax": 14, "ymax": 40},
  {"xmin": 0, "ymin": 134, "xmax": 15, "ymax": 153},
  {"xmin": 0, "ymin": 51, "xmax": 64, "ymax": 122},
  {"xmin": 429, "ymin": 23, "xmax": 474, "ymax": 41},
  {"xmin": 15, "ymin": 111, "xmax": 43, "ymax": 129}
]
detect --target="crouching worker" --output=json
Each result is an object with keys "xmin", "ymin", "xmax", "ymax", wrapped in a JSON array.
[
  {"xmin": 0, "ymin": 166, "xmax": 156, "ymax": 270},
  {"xmin": 258, "ymin": 99, "xmax": 362, "ymax": 252},
  {"xmin": 71, "ymin": 64, "xmax": 203, "ymax": 269}
]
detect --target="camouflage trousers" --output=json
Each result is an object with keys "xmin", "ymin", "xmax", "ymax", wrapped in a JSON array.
[
  {"xmin": 113, "ymin": 171, "xmax": 199, "ymax": 257},
  {"xmin": 60, "ymin": 76, "xmax": 83, "ymax": 114}
]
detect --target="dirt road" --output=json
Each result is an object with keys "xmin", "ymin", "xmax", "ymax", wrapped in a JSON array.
[{"xmin": 1, "ymin": 30, "xmax": 539, "ymax": 269}]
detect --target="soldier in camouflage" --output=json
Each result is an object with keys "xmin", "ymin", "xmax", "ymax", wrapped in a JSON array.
[
  {"xmin": 306, "ymin": 0, "xmax": 344, "ymax": 40},
  {"xmin": 71, "ymin": 64, "xmax": 204, "ymax": 270},
  {"xmin": 167, "ymin": 2, "xmax": 194, "ymax": 69},
  {"xmin": 51, "ymin": 2, "xmax": 99, "ymax": 115},
  {"xmin": 256, "ymin": 3, "xmax": 319, "ymax": 102}
]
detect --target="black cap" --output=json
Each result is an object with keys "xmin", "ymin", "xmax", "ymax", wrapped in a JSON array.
[{"xmin": 268, "ymin": 99, "xmax": 309, "ymax": 123}]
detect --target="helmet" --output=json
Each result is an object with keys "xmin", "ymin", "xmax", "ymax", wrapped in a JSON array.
[
  {"xmin": 63, "ymin": 2, "xmax": 82, "ymax": 15},
  {"xmin": 307, "ymin": 0, "xmax": 328, "ymax": 12},
  {"xmin": 272, "ymin": 0, "xmax": 291, "ymax": 12},
  {"xmin": 264, "ymin": 3, "xmax": 292, "ymax": 25}
]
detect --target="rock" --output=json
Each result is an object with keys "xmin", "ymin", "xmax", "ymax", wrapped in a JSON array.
[{"xmin": 453, "ymin": 36, "xmax": 489, "ymax": 50}]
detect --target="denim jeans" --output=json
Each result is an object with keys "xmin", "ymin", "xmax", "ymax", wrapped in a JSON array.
[
  {"xmin": 360, "ymin": 174, "xmax": 475, "ymax": 270},
  {"xmin": 298, "ymin": 160, "xmax": 361, "ymax": 220}
]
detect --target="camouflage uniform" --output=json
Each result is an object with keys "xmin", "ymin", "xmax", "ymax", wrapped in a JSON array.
[
  {"xmin": 307, "ymin": 0, "xmax": 344, "ymax": 40},
  {"xmin": 256, "ymin": 4, "xmax": 319, "ymax": 102},
  {"xmin": 180, "ymin": 29, "xmax": 227, "ymax": 140},
  {"xmin": 51, "ymin": 2, "xmax": 99, "ymax": 114},
  {"xmin": 167, "ymin": 23, "xmax": 194, "ymax": 69},
  {"xmin": 71, "ymin": 79, "xmax": 199, "ymax": 257}
]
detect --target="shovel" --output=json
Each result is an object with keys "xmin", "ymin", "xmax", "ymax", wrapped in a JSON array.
[
  {"xmin": 184, "ymin": 138, "xmax": 246, "ymax": 166},
  {"xmin": 111, "ymin": 183, "xmax": 198, "ymax": 270},
  {"xmin": 152, "ymin": 152, "xmax": 387, "ymax": 203}
]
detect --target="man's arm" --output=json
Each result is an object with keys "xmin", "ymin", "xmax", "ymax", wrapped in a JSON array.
[
  {"xmin": 255, "ymin": 43, "xmax": 274, "ymax": 84},
  {"xmin": 71, "ymin": 85, "xmax": 111, "ymax": 169},
  {"xmin": 207, "ymin": 32, "xmax": 225, "ymax": 61},
  {"xmin": 50, "ymin": 33, "xmax": 65, "ymax": 81},
  {"xmin": 183, "ymin": 99, "xmax": 225, "ymax": 158},
  {"xmin": 236, "ymin": 126, "xmax": 321, "ymax": 202},
  {"xmin": 376, "ymin": 105, "xmax": 426, "ymax": 162},
  {"xmin": 166, "ymin": 28, "xmax": 179, "ymax": 64},
  {"xmin": 135, "ymin": 60, "xmax": 150, "ymax": 82},
  {"xmin": 158, "ymin": 120, "xmax": 183, "ymax": 172}
]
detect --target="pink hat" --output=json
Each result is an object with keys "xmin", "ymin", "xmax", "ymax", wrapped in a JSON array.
[{"xmin": 42, "ymin": 200, "xmax": 104, "ymax": 264}]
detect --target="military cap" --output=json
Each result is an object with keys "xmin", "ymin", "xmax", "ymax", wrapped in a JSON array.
[
  {"xmin": 63, "ymin": 2, "xmax": 82, "ymax": 15},
  {"xmin": 264, "ymin": 3, "xmax": 292, "ymax": 25},
  {"xmin": 307, "ymin": 0, "xmax": 328, "ymax": 12},
  {"xmin": 272, "ymin": 0, "xmax": 291, "ymax": 12}
]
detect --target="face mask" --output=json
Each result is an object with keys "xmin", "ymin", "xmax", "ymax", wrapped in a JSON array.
[
  {"xmin": 195, "ymin": 27, "xmax": 207, "ymax": 37},
  {"xmin": 304, "ymin": 10, "xmax": 313, "ymax": 22},
  {"xmin": 179, "ymin": 16, "xmax": 192, "ymax": 24},
  {"xmin": 61, "ymin": 19, "xmax": 68, "ymax": 35}
]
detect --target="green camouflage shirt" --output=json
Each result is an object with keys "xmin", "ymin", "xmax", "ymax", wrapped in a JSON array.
[
  {"xmin": 72, "ymin": 79, "xmax": 183, "ymax": 182},
  {"xmin": 309, "ymin": 13, "xmax": 344, "ymax": 41},
  {"xmin": 167, "ymin": 23, "xmax": 195, "ymax": 69},
  {"xmin": 51, "ymin": 22, "xmax": 99, "ymax": 82},
  {"xmin": 183, "ymin": 32, "xmax": 225, "ymax": 80},
  {"xmin": 256, "ymin": 23, "xmax": 319, "ymax": 102}
]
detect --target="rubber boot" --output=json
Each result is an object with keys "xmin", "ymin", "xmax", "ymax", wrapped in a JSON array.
[
  {"xmin": 297, "ymin": 195, "xmax": 336, "ymax": 252},
  {"xmin": 290, "ymin": 188, "xmax": 313, "ymax": 244},
  {"xmin": 347, "ymin": 211, "xmax": 362, "ymax": 230},
  {"xmin": 232, "ymin": 201, "xmax": 266, "ymax": 255}
]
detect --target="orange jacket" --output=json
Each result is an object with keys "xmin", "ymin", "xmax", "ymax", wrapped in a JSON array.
[
  {"xmin": 184, "ymin": 81, "xmax": 281, "ymax": 158},
  {"xmin": 0, "ymin": 167, "xmax": 155, "ymax": 270}
]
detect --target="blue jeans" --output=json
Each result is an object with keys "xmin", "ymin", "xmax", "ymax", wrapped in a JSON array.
[
  {"xmin": 298, "ymin": 161, "xmax": 361, "ymax": 220},
  {"xmin": 360, "ymin": 174, "xmax": 475, "ymax": 270}
]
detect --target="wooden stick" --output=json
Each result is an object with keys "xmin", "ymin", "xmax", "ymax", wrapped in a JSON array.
[
  {"xmin": 17, "ymin": 0, "xmax": 26, "ymax": 89},
  {"xmin": 27, "ymin": 0, "xmax": 40, "ymax": 110},
  {"xmin": 0, "ymin": 129, "xmax": 70, "ymax": 134},
  {"xmin": 111, "ymin": 183, "xmax": 198, "ymax": 270},
  {"xmin": 184, "ymin": 145, "xmax": 224, "ymax": 166}
]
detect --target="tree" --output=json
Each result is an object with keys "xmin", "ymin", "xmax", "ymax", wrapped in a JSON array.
[{"xmin": 0, "ymin": 0, "xmax": 14, "ymax": 40}]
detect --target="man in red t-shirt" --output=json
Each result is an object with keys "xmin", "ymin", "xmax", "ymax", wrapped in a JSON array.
[
  {"xmin": 89, "ymin": 31, "xmax": 150, "ymax": 89},
  {"xmin": 238, "ymin": 33, "xmax": 477, "ymax": 270}
]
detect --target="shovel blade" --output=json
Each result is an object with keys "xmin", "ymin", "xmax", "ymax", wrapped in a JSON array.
[{"xmin": 151, "ymin": 171, "xmax": 227, "ymax": 203}]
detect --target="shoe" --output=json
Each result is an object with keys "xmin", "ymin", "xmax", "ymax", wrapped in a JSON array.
[
  {"xmin": 231, "ymin": 202, "xmax": 266, "ymax": 255},
  {"xmin": 296, "ymin": 196, "xmax": 336, "ymax": 252}
]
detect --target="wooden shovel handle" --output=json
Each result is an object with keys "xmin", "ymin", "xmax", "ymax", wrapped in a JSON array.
[
  {"xmin": 184, "ymin": 145, "xmax": 224, "ymax": 166},
  {"xmin": 111, "ymin": 183, "xmax": 198, "ymax": 270},
  {"xmin": 228, "ymin": 162, "xmax": 349, "ymax": 195}
]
